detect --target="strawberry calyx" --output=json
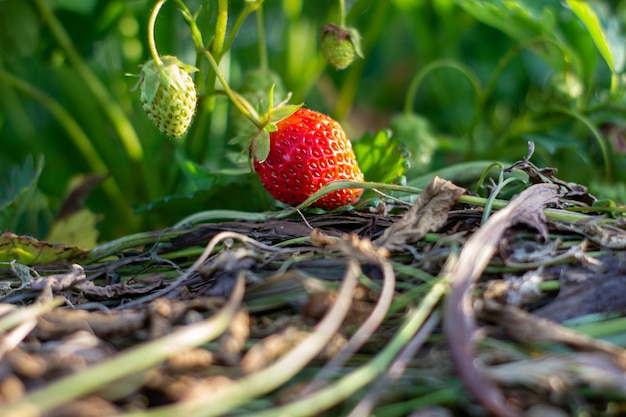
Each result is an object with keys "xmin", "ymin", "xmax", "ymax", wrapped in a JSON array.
[
  {"xmin": 248, "ymin": 86, "xmax": 302, "ymax": 162},
  {"xmin": 136, "ymin": 55, "xmax": 198, "ymax": 107}
]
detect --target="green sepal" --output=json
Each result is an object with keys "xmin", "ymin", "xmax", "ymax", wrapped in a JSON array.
[
  {"xmin": 267, "ymin": 103, "xmax": 302, "ymax": 124},
  {"xmin": 140, "ymin": 60, "xmax": 161, "ymax": 107},
  {"xmin": 264, "ymin": 123, "xmax": 278, "ymax": 133},
  {"xmin": 346, "ymin": 27, "xmax": 363, "ymax": 58},
  {"xmin": 251, "ymin": 129, "xmax": 271, "ymax": 162},
  {"xmin": 159, "ymin": 56, "xmax": 198, "ymax": 92},
  {"xmin": 139, "ymin": 56, "xmax": 198, "ymax": 107}
]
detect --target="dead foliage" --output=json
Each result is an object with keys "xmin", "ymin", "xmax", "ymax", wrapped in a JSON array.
[{"xmin": 2, "ymin": 172, "xmax": 626, "ymax": 417}]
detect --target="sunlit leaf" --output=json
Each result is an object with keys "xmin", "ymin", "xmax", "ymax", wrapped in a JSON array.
[
  {"xmin": 47, "ymin": 209, "xmax": 100, "ymax": 248},
  {"xmin": 353, "ymin": 130, "xmax": 407, "ymax": 184},
  {"xmin": 566, "ymin": 0, "xmax": 625, "ymax": 73},
  {"xmin": 0, "ymin": 232, "xmax": 88, "ymax": 265},
  {"xmin": 456, "ymin": 0, "xmax": 559, "ymax": 41}
]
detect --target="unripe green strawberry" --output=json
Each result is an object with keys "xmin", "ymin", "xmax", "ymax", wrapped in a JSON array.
[
  {"xmin": 253, "ymin": 108, "xmax": 364, "ymax": 209},
  {"xmin": 321, "ymin": 24, "xmax": 362, "ymax": 70},
  {"xmin": 139, "ymin": 55, "xmax": 198, "ymax": 137}
]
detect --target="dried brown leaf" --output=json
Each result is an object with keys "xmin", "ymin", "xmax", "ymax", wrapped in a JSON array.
[
  {"xmin": 553, "ymin": 217, "xmax": 626, "ymax": 249},
  {"xmin": 313, "ymin": 230, "xmax": 389, "ymax": 263},
  {"xmin": 481, "ymin": 300, "xmax": 626, "ymax": 365},
  {"xmin": 374, "ymin": 176, "xmax": 465, "ymax": 251}
]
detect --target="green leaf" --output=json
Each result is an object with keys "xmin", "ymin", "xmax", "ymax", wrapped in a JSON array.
[
  {"xmin": 0, "ymin": 156, "xmax": 44, "ymax": 233},
  {"xmin": 566, "ymin": 0, "xmax": 625, "ymax": 73},
  {"xmin": 353, "ymin": 130, "xmax": 407, "ymax": 184},
  {"xmin": 456, "ymin": 0, "xmax": 559, "ymax": 41},
  {"xmin": 46, "ymin": 209, "xmax": 99, "ymax": 249},
  {"xmin": 0, "ymin": 233, "xmax": 88, "ymax": 265}
]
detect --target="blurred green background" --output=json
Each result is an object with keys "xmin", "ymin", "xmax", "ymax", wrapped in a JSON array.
[{"xmin": 0, "ymin": 0, "xmax": 624, "ymax": 243}]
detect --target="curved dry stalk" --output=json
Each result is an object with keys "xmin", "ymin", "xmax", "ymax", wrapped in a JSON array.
[
  {"xmin": 0, "ymin": 274, "xmax": 245, "ymax": 417},
  {"xmin": 116, "ymin": 258, "xmax": 360, "ymax": 417},
  {"xmin": 114, "ymin": 231, "xmax": 293, "ymax": 310},
  {"xmin": 346, "ymin": 310, "xmax": 441, "ymax": 417},
  {"xmin": 301, "ymin": 248, "xmax": 396, "ymax": 394},
  {"xmin": 444, "ymin": 183, "xmax": 561, "ymax": 417}
]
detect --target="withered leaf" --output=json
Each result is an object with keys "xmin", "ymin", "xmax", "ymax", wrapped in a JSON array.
[
  {"xmin": 444, "ymin": 183, "xmax": 561, "ymax": 417},
  {"xmin": 481, "ymin": 300, "xmax": 626, "ymax": 366},
  {"xmin": 374, "ymin": 176, "xmax": 465, "ymax": 251},
  {"xmin": 553, "ymin": 217, "xmax": 626, "ymax": 249}
]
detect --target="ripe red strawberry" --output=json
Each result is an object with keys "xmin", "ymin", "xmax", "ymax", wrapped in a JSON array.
[{"xmin": 253, "ymin": 108, "xmax": 364, "ymax": 209}]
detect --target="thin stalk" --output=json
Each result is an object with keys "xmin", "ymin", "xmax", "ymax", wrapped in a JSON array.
[
  {"xmin": 223, "ymin": 2, "xmax": 260, "ymax": 54},
  {"xmin": 256, "ymin": 3, "xmax": 268, "ymax": 70},
  {"xmin": 203, "ymin": 50, "xmax": 263, "ymax": 128},
  {"xmin": 212, "ymin": 0, "xmax": 229, "ymax": 61},
  {"xmin": 335, "ymin": 0, "xmax": 388, "ymax": 121},
  {"xmin": 551, "ymin": 105, "xmax": 612, "ymax": 180},
  {"xmin": 404, "ymin": 60, "xmax": 481, "ymax": 114},
  {"xmin": 147, "ymin": 0, "xmax": 167, "ymax": 66},
  {"xmin": 403, "ymin": 59, "xmax": 482, "ymax": 158},
  {"xmin": 292, "ymin": 179, "xmax": 591, "ymax": 223},
  {"xmin": 0, "ymin": 276, "xmax": 244, "ymax": 417},
  {"xmin": 172, "ymin": 0, "xmax": 210, "ymax": 160},
  {"xmin": 338, "ymin": 0, "xmax": 346, "ymax": 27}
]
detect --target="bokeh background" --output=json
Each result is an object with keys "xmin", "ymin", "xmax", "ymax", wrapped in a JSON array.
[{"xmin": 1, "ymin": 0, "xmax": 624, "ymax": 242}]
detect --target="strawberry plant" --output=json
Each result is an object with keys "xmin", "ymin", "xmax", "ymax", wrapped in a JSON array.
[
  {"xmin": 2, "ymin": 1, "xmax": 626, "ymax": 417},
  {"xmin": 0, "ymin": 0, "xmax": 622, "ymax": 237}
]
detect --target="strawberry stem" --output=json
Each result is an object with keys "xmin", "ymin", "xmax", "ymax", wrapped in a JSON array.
[
  {"xmin": 202, "ymin": 50, "xmax": 263, "ymax": 129},
  {"xmin": 338, "ymin": 0, "xmax": 346, "ymax": 28},
  {"xmin": 147, "ymin": 0, "xmax": 167, "ymax": 67},
  {"xmin": 256, "ymin": 3, "xmax": 268, "ymax": 71},
  {"xmin": 213, "ymin": 0, "xmax": 229, "ymax": 61}
]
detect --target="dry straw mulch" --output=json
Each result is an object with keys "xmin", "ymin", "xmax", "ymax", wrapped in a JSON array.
[{"xmin": 2, "ymin": 172, "xmax": 626, "ymax": 417}]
